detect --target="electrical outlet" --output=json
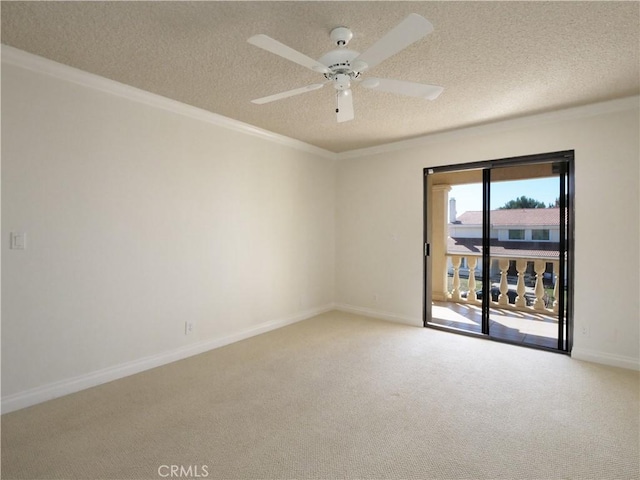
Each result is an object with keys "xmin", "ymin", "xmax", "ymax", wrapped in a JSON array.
[
  {"xmin": 373, "ymin": 294, "xmax": 379, "ymax": 304},
  {"xmin": 581, "ymin": 325, "xmax": 590, "ymax": 337},
  {"xmin": 185, "ymin": 321, "xmax": 194, "ymax": 335}
]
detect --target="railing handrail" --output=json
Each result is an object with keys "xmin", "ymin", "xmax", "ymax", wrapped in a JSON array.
[{"xmin": 446, "ymin": 252, "xmax": 559, "ymax": 261}]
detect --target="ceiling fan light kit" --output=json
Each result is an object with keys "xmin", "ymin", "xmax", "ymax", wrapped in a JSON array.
[{"xmin": 248, "ymin": 13, "xmax": 443, "ymax": 123}]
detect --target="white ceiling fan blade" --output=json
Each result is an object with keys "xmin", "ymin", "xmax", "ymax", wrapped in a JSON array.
[
  {"xmin": 353, "ymin": 13, "xmax": 434, "ymax": 71},
  {"xmin": 251, "ymin": 83, "xmax": 325, "ymax": 105},
  {"xmin": 361, "ymin": 77, "xmax": 444, "ymax": 100},
  {"xmin": 336, "ymin": 89, "xmax": 354, "ymax": 123},
  {"xmin": 248, "ymin": 34, "xmax": 330, "ymax": 74}
]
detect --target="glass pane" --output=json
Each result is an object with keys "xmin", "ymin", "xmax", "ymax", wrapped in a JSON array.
[
  {"xmin": 488, "ymin": 164, "xmax": 562, "ymax": 349},
  {"xmin": 428, "ymin": 170, "xmax": 484, "ymax": 335}
]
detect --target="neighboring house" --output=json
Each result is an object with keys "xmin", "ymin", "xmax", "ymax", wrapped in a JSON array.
[{"xmin": 447, "ymin": 199, "xmax": 560, "ymax": 286}]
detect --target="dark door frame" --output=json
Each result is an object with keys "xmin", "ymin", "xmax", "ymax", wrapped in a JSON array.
[{"xmin": 423, "ymin": 150, "xmax": 575, "ymax": 353}]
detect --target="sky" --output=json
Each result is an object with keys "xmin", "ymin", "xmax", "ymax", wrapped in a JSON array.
[{"xmin": 450, "ymin": 177, "xmax": 560, "ymax": 219}]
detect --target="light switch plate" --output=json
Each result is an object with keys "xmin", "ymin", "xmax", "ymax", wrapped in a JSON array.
[{"xmin": 10, "ymin": 232, "xmax": 26, "ymax": 250}]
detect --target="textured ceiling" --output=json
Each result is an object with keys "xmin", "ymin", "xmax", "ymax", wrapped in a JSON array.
[{"xmin": 2, "ymin": 1, "xmax": 639, "ymax": 153}]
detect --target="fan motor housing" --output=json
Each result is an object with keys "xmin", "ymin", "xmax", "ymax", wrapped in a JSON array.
[
  {"xmin": 318, "ymin": 49, "xmax": 360, "ymax": 72},
  {"xmin": 318, "ymin": 49, "xmax": 362, "ymax": 86}
]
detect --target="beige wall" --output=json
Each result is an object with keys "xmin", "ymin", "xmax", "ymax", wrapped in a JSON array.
[
  {"xmin": 1, "ymin": 59, "xmax": 336, "ymax": 408},
  {"xmin": 336, "ymin": 102, "xmax": 639, "ymax": 369},
  {"xmin": 2, "ymin": 49, "xmax": 638, "ymax": 414}
]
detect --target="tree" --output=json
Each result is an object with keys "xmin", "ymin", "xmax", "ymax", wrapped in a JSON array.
[
  {"xmin": 499, "ymin": 195, "xmax": 547, "ymax": 209},
  {"xmin": 548, "ymin": 196, "xmax": 568, "ymax": 208}
]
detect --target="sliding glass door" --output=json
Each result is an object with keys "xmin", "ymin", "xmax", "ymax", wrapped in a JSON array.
[{"xmin": 423, "ymin": 152, "xmax": 573, "ymax": 353}]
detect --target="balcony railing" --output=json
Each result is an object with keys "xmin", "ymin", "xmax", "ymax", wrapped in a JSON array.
[{"xmin": 446, "ymin": 254, "xmax": 561, "ymax": 315}]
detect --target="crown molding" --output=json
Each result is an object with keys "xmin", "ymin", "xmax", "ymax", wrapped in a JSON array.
[
  {"xmin": 1, "ymin": 45, "xmax": 336, "ymax": 160},
  {"xmin": 3, "ymin": 45, "xmax": 637, "ymax": 162},
  {"xmin": 337, "ymin": 95, "xmax": 640, "ymax": 160}
]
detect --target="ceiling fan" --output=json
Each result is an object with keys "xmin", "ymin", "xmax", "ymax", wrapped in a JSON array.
[{"xmin": 247, "ymin": 13, "xmax": 443, "ymax": 123}]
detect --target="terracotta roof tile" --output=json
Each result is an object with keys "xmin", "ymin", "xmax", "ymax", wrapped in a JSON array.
[
  {"xmin": 456, "ymin": 208, "xmax": 560, "ymax": 226},
  {"xmin": 447, "ymin": 237, "xmax": 559, "ymax": 259}
]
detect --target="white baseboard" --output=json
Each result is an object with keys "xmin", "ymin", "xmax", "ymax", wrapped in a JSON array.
[
  {"xmin": 335, "ymin": 305, "xmax": 640, "ymax": 371},
  {"xmin": 1, "ymin": 304, "xmax": 334, "ymax": 414},
  {"xmin": 7, "ymin": 305, "xmax": 634, "ymax": 413},
  {"xmin": 571, "ymin": 347, "xmax": 640, "ymax": 371},
  {"xmin": 334, "ymin": 303, "xmax": 422, "ymax": 327}
]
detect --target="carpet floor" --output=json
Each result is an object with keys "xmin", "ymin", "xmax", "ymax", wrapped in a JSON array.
[{"xmin": 2, "ymin": 311, "xmax": 638, "ymax": 479}]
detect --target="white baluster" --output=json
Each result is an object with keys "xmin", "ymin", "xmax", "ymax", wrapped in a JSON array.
[
  {"xmin": 552, "ymin": 260, "xmax": 559, "ymax": 314},
  {"xmin": 515, "ymin": 259, "xmax": 527, "ymax": 307},
  {"xmin": 498, "ymin": 258, "xmax": 510, "ymax": 306},
  {"xmin": 451, "ymin": 255, "xmax": 462, "ymax": 301},
  {"xmin": 533, "ymin": 259, "xmax": 547, "ymax": 311},
  {"xmin": 467, "ymin": 256, "xmax": 478, "ymax": 303}
]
